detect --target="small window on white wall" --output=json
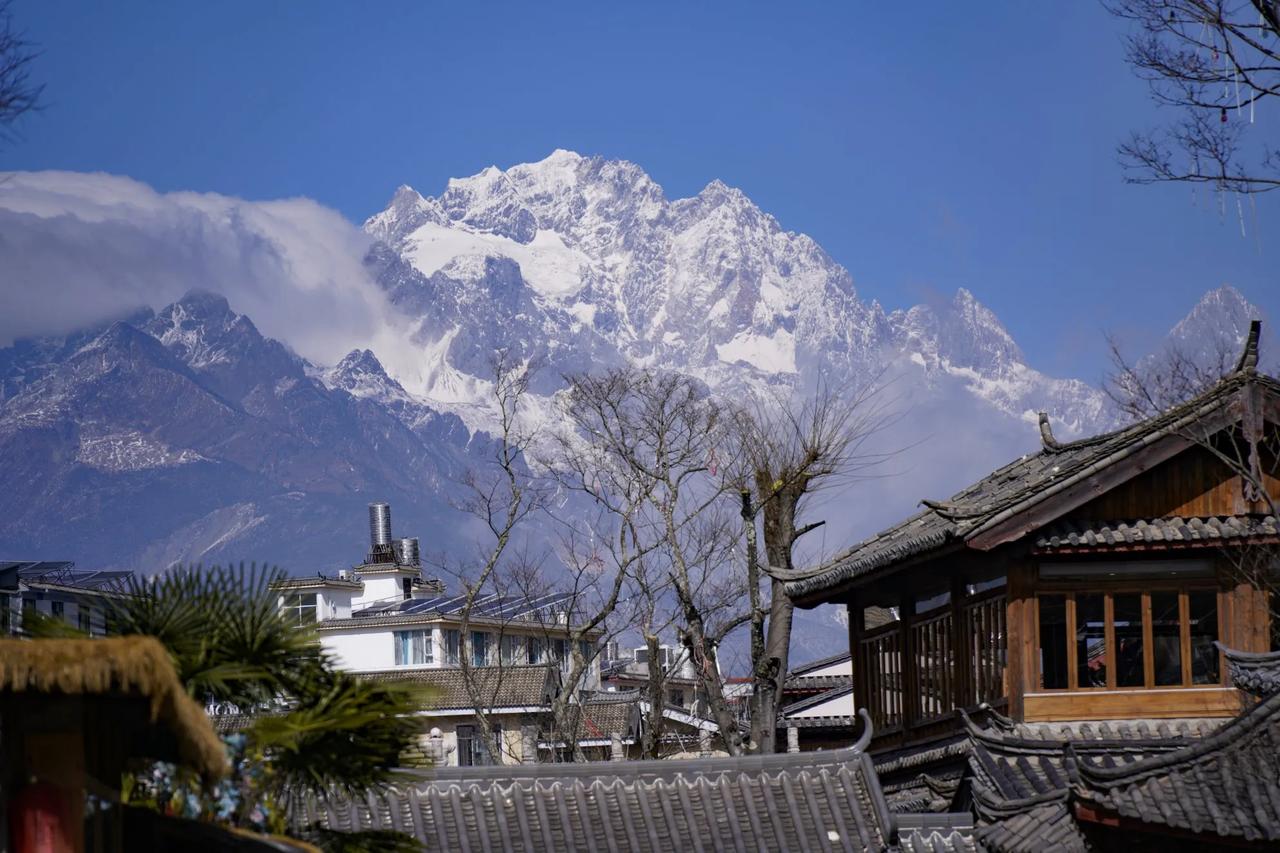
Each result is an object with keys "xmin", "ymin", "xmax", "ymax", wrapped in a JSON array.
[{"xmin": 394, "ymin": 630, "xmax": 432, "ymax": 666}]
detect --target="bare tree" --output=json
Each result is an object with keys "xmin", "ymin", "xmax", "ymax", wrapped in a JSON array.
[
  {"xmin": 448, "ymin": 350, "xmax": 546, "ymax": 761},
  {"xmin": 0, "ymin": 0, "xmax": 41, "ymax": 139},
  {"xmin": 1105, "ymin": 0, "xmax": 1280, "ymax": 195},
  {"xmin": 556, "ymin": 369, "xmax": 752, "ymax": 754},
  {"xmin": 733, "ymin": 376, "xmax": 898, "ymax": 753},
  {"xmin": 1105, "ymin": 322, "xmax": 1279, "ymax": 642}
]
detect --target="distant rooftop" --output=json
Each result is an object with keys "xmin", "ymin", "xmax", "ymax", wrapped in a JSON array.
[{"xmin": 0, "ymin": 561, "xmax": 133, "ymax": 593}]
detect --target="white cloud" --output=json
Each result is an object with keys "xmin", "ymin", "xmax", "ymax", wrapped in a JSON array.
[{"xmin": 0, "ymin": 171, "xmax": 419, "ymax": 374}]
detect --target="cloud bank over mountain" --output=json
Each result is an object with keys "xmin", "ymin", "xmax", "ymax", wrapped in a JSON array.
[{"xmin": 0, "ymin": 170, "xmax": 423, "ymax": 378}]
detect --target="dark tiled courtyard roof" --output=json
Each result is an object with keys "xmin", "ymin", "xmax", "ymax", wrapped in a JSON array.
[
  {"xmin": 362, "ymin": 665, "xmax": 557, "ymax": 711},
  {"xmin": 963, "ymin": 711, "xmax": 1192, "ymax": 819},
  {"xmin": 551, "ymin": 694, "xmax": 641, "ymax": 743},
  {"xmin": 1072, "ymin": 688, "xmax": 1280, "ymax": 844},
  {"xmin": 784, "ymin": 361, "xmax": 1280, "ymax": 605},
  {"xmin": 1219, "ymin": 641, "xmax": 1280, "ymax": 697},
  {"xmin": 1034, "ymin": 514, "xmax": 1280, "ymax": 551},
  {"xmin": 289, "ymin": 712, "xmax": 971, "ymax": 852},
  {"xmin": 973, "ymin": 801, "xmax": 1088, "ymax": 853}
]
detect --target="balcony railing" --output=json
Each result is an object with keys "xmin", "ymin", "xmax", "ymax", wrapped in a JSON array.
[{"xmin": 857, "ymin": 589, "xmax": 1006, "ymax": 733}]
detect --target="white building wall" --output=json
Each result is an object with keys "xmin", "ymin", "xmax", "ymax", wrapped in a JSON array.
[
  {"xmin": 352, "ymin": 574, "xmax": 412, "ymax": 609},
  {"xmin": 322, "ymin": 627, "xmax": 398, "ymax": 671}
]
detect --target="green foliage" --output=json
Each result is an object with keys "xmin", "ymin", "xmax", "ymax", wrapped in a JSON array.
[
  {"xmin": 249, "ymin": 667, "xmax": 425, "ymax": 795},
  {"xmin": 106, "ymin": 562, "xmax": 324, "ymax": 709},
  {"xmin": 79, "ymin": 561, "xmax": 426, "ymax": 843}
]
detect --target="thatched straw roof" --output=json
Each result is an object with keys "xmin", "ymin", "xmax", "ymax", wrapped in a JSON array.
[{"xmin": 0, "ymin": 636, "xmax": 229, "ymax": 779}]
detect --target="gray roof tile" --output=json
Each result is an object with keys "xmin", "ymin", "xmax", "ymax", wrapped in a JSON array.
[{"xmin": 290, "ymin": 715, "xmax": 931, "ymax": 852}]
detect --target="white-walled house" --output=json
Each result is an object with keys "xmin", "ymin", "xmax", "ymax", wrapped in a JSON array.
[{"xmin": 263, "ymin": 502, "xmax": 613, "ymax": 766}]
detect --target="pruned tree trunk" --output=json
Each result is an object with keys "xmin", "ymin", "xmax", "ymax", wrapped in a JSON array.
[
  {"xmin": 751, "ymin": 472, "xmax": 805, "ymax": 754},
  {"xmin": 641, "ymin": 633, "xmax": 665, "ymax": 758}
]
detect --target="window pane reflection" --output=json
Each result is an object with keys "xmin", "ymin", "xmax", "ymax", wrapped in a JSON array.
[
  {"xmin": 1038, "ymin": 594, "xmax": 1067, "ymax": 689},
  {"xmin": 1113, "ymin": 594, "xmax": 1144, "ymax": 687},
  {"xmin": 1076, "ymin": 593, "xmax": 1107, "ymax": 688},
  {"xmin": 1150, "ymin": 592, "xmax": 1182, "ymax": 685},
  {"xmin": 1189, "ymin": 591, "xmax": 1219, "ymax": 684}
]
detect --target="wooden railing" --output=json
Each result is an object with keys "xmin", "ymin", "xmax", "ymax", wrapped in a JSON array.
[
  {"xmin": 966, "ymin": 592, "xmax": 1007, "ymax": 704},
  {"xmin": 856, "ymin": 590, "xmax": 1007, "ymax": 733},
  {"xmin": 858, "ymin": 623, "xmax": 902, "ymax": 730},
  {"xmin": 913, "ymin": 608, "xmax": 956, "ymax": 721}
]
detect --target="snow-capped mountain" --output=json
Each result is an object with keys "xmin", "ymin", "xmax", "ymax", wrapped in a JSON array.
[
  {"xmin": 0, "ymin": 292, "xmax": 484, "ymax": 571},
  {"xmin": 363, "ymin": 150, "xmax": 1106, "ymax": 437},
  {"xmin": 0, "ymin": 152, "xmax": 1263, "ymax": 610}
]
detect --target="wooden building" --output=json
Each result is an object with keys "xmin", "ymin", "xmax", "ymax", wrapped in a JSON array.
[{"xmin": 785, "ymin": 322, "xmax": 1279, "ymax": 754}]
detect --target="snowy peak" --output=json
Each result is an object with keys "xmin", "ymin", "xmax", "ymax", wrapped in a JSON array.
[
  {"xmin": 364, "ymin": 185, "xmax": 445, "ymax": 248},
  {"xmin": 324, "ymin": 348, "xmax": 409, "ymax": 401},
  {"xmin": 1159, "ymin": 284, "xmax": 1270, "ymax": 374},
  {"xmin": 359, "ymin": 152, "xmax": 1114, "ymax": 436}
]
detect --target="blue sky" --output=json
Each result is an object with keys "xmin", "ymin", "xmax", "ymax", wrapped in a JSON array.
[{"xmin": 5, "ymin": 1, "xmax": 1276, "ymax": 380}]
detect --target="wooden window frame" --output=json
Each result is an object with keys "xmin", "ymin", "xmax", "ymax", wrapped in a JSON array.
[{"xmin": 1032, "ymin": 581, "xmax": 1226, "ymax": 693}]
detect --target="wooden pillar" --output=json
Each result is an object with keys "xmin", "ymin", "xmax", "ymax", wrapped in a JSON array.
[
  {"xmin": 950, "ymin": 574, "xmax": 971, "ymax": 712},
  {"xmin": 847, "ymin": 593, "xmax": 867, "ymax": 713},
  {"xmin": 1005, "ymin": 561, "xmax": 1034, "ymax": 721},
  {"xmin": 900, "ymin": 591, "xmax": 918, "ymax": 731}
]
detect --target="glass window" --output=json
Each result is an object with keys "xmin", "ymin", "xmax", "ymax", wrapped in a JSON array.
[
  {"xmin": 1188, "ymin": 591, "xmax": 1220, "ymax": 684},
  {"xmin": 500, "ymin": 634, "xmax": 524, "ymax": 665},
  {"xmin": 51, "ymin": 601, "xmax": 65, "ymax": 618},
  {"xmin": 1038, "ymin": 594, "xmax": 1068, "ymax": 689},
  {"xmin": 1113, "ymin": 594, "xmax": 1144, "ymax": 688},
  {"xmin": 669, "ymin": 689, "xmax": 684, "ymax": 707},
  {"xmin": 1075, "ymin": 593, "xmax": 1107, "ymax": 688},
  {"xmin": 578, "ymin": 640, "xmax": 594, "ymax": 665},
  {"xmin": 445, "ymin": 629, "xmax": 461, "ymax": 665},
  {"xmin": 634, "ymin": 647, "xmax": 649, "ymax": 665},
  {"xmin": 394, "ymin": 630, "xmax": 431, "ymax": 666},
  {"xmin": 78, "ymin": 608, "xmax": 92, "ymax": 634},
  {"xmin": 282, "ymin": 592, "xmax": 317, "ymax": 625},
  {"xmin": 1151, "ymin": 591, "xmax": 1183, "ymax": 686},
  {"xmin": 472, "ymin": 631, "xmax": 490, "ymax": 667},
  {"xmin": 527, "ymin": 636, "xmax": 544, "ymax": 664}
]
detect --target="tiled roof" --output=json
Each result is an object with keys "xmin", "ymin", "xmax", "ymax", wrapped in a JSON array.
[
  {"xmin": 1072, "ymin": 688, "xmax": 1280, "ymax": 844},
  {"xmin": 784, "ymin": 367, "xmax": 1280, "ymax": 604},
  {"xmin": 361, "ymin": 665, "xmax": 557, "ymax": 711},
  {"xmin": 895, "ymin": 814, "xmax": 980, "ymax": 853},
  {"xmin": 973, "ymin": 802, "xmax": 1088, "ymax": 853},
  {"xmin": 1219, "ymin": 641, "xmax": 1280, "ymax": 697},
  {"xmin": 269, "ymin": 574, "xmax": 362, "ymax": 590},
  {"xmin": 1034, "ymin": 514, "xmax": 1280, "ymax": 550},
  {"xmin": 289, "ymin": 714, "xmax": 957, "ymax": 852},
  {"xmin": 786, "ymin": 651, "xmax": 852, "ymax": 677},
  {"xmin": 963, "ymin": 712, "xmax": 1192, "ymax": 820},
  {"xmin": 778, "ymin": 685, "xmax": 858, "ymax": 729},
  {"xmin": 549, "ymin": 694, "xmax": 641, "ymax": 743}
]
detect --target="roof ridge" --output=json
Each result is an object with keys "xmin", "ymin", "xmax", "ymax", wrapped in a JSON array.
[{"xmin": 1073, "ymin": 687, "xmax": 1280, "ymax": 788}]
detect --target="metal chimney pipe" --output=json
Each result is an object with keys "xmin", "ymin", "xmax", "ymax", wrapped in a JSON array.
[{"xmin": 368, "ymin": 502, "xmax": 392, "ymax": 549}]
